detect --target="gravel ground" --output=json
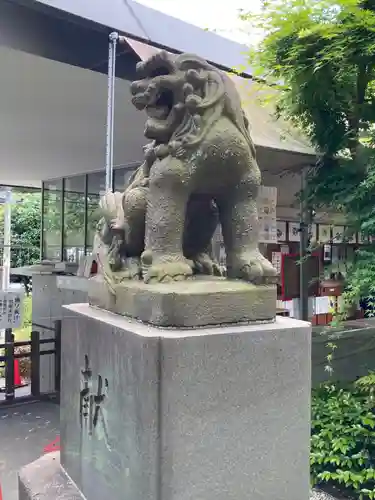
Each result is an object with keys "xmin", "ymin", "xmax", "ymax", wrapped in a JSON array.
[
  {"xmin": 311, "ymin": 488, "xmax": 346, "ymax": 500},
  {"xmin": 0, "ymin": 401, "xmax": 59, "ymax": 500},
  {"xmin": 311, "ymin": 489, "xmax": 336, "ymax": 500}
]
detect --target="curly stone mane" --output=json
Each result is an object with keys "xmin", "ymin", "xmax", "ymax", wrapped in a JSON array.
[
  {"xmin": 170, "ymin": 53, "xmax": 256, "ymax": 157},
  {"xmin": 131, "ymin": 51, "xmax": 256, "ymax": 160}
]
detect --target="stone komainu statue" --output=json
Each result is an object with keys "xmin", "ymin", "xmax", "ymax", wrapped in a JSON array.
[{"xmin": 93, "ymin": 51, "xmax": 277, "ymax": 286}]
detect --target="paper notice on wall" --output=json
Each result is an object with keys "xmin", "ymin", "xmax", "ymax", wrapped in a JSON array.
[
  {"xmin": 308, "ymin": 223, "xmax": 317, "ymax": 242},
  {"xmin": 0, "ymin": 290, "xmax": 24, "ymax": 329},
  {"xmin": 288, "ymin": 222, "xmax": 300, "ymax": 242},
  {"xmin": 277, "ymin": 221, "xmax": 287, "ymax": 242},
  {"xmin": 332, "ymin": 226, "xmax": 345, "ymax": 243},
  {"xmin": 258, "ymin": 186, "xmax": 277, "ymax": 243},
  {"xmin": 315, "ymin": 296, "xmax": 330, "ymax": 315},
  {"xmin": 319, "ymin": 225, "xmax": 331, "ymax": 243},
  {"xmin": 358, "ymin": 232, "xmax": 369, "ymax": 244},
  {"xmin": 271, "ymin": 252, "xmax": 282, "ymax": 274}
]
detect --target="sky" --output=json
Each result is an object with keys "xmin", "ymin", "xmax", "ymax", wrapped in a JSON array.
[{"xmin": 136, "ymin": 0, "xmax": 263, "ymax": 44}]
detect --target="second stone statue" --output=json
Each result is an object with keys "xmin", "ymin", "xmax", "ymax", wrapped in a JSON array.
[{"xmin": 89, "ymin": 50, "xmax": 277, "ymax": 327}]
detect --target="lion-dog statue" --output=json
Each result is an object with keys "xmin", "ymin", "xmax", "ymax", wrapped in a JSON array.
[{"xmin": 93, "ymin": 51, "xmax": 277, "ymax": 287}]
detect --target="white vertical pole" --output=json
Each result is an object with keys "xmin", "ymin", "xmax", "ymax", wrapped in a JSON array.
[
  {"xmin": 105, "ymin": 32, "xmax": 118, "ymax": 192},
  {"xmin": 0, "ymin": 188, "xmax": 11, "ymax": 345},
  {"xmin": 2, "ymin": 189, "xmax": 11, "ymax": 292}
]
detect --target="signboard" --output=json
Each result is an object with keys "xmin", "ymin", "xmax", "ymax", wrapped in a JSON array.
[
  {"xmin": 271, "ymin": 252, "xmax": 282, "ymax": 274},
  {"xmin": 318, "ymin": 224, "xmax": 331, "ymax": 243},
  {"xmin": 258, "ymin": 186, "xmax": 277, "ymax": 243},
  {"xmin": 288, "ymin": 222, "xmax": 300, "ymax": 242},
  {"xmin": 276, "ymin": 221, "xmax": 287, "ymax": 242},
  {"xmin": 0, "ymin": 290, "xmax": 24, "ymax": 329},
  {"xmin": 332, "ymin": 225, "xmax": 345, "ymax": 243},
  {"xmin": 308, "ymin": 223, "xmax": 317, "ymax": 242},
  {"xmin": 358, "ymin": 232, "xmax": 369, "ymax": 244}
]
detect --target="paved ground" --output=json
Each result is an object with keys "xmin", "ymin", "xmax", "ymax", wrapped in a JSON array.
[
  {"xmin": 0, "ymin": 401, "xmax": 59, "ymax": 500},
  {"xmin": 0, "ymin": 381, "xmax": 31, "ymax": 402}
]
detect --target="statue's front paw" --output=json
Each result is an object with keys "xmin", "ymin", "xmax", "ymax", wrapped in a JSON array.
[
  {"xmin": 142, "ymin": 255, "xmax": 193, "ymax": 284},
  {"xmin": 115, "ymin": 257, "xmax": 142, "ymax": 281},
  {"xmin": 227, "ymin": 251, "xmax": 278, "ymax": 285},
  {"xmin": 193, "ymin": 253, "xmax": 223, "ymax": 277}
]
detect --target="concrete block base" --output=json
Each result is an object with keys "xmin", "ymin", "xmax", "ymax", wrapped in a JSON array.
[
  {"xmin": 88, "ymin": 274, "xmax": 276, "ymax": 327},
  {"xmin": 18, "ymin": 452, "xmax": 82, "ymax": 500},
  {"xmin": 19, "ymin": 303, "xmax": 311, "ymax": 500}
]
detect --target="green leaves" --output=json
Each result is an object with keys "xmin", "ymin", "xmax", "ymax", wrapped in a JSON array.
[
  {"xmin": 311, "ymin": 380, "xmax": 375, "ymax": 498},
  {"xmin": 241, "ymin": 0, "xmax": 375, "ymax": 310},
  {"xmin": 0, "ymin": 192, "xmax": 41, "ymax": 268}
]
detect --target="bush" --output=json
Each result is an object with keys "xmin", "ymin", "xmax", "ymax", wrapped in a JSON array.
[{"xmin": 311, "ymin": 376, "xmax": 375, "ymax": 500}]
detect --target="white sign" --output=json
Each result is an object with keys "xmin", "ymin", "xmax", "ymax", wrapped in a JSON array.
[
  {"xmin": 258, "ymin": 186, "xmax": 277, "ymax": 243},
  {"xmin": 288, "ymin": 222, "xmax": 300, "ymax": 242},
  {"xmin": 332, "ymin": 225, "xmax": 345, "ymax": 243},
  {"xmin": 277, "ymin": 221, "xmax": 287, "ymax": 242},
  {"xmin": 0, "ymin": 290, "xmax": 24, "ymax": 329},
  {"xmin": 271, "ymin": 252, "xmax": 282, "ymax": 274},
  {"xmin": 358, "ymin": 232, "xmax": 369, "ymax": 244},
  {"xmin": 308, "ymin": 223, "xmax": 317, "ymax": 242},
  {"xmin": 319, "ymin": 225, "xmax": 331, "ymax": 243}
]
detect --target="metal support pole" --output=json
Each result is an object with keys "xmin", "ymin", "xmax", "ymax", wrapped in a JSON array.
[
  {"xmin": 2, "ymin": 189, "xmax": 11, "ymax": 292},
  {"xmin": 299, "ymin": 170, "xmax": 309, "ymax": 321},
  {"xmin": 40, "ymin": 182, "xmax": 45, "ymax": 261},
  {"xmin": 105, "ymin": 32, "xmax": 126, "ymax": 192},
  {"xmin": 5, "ymin": 328, "xmax": 15, "ymax": 401},
  {"xmin": 105, "ymin": 32, "xmax": 117, "ymax": 192}
]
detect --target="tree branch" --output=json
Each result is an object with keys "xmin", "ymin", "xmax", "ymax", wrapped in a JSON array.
[{"xmin": 347, "ymin": 62, "xmax": 370, "ymax": 159}]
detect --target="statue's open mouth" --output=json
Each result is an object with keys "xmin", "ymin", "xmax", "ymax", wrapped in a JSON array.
[{"xmin": 145, "ymin": 89, "xmax": 174, "ymax": 122}]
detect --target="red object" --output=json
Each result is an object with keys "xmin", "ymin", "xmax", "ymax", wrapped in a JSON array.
[
  {"xmin": 0, "ymin": 484, "xmax": 2, "ymax": 500},
  {"xmin": 44, "ymin": 436, "xmax": 61, "ymax": 453},
  {"xmin": 91, "ymin": 260, "xmax": 98, "ymax": 275},
  {"xmin": 14, "ymin": 359, "xmax": 21, "ymax": 387},
  {"xmin": 280, "ymin": 251, "xmax": 321, "ymax": 301}
]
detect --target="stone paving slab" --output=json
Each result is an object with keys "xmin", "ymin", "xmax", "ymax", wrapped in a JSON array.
[
  {"xmin": 0, "ymin": 401, "xmax": 59, "ymax": 500},
  {"xmin": 0, "ymin": 381, "xmax": 31, "ymax": 402}
]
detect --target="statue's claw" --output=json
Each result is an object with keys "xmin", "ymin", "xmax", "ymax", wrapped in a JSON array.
[
  {"xmin": 227, "ymin": 251, "xmax": 278, "ymax": 285},
  {"xmin": 142, "ymin": 255, "xmax": 193, "ymax": 284},
  {"xmin": 192, "ymin": 253, "xmax": 223, "ymax": 277}
]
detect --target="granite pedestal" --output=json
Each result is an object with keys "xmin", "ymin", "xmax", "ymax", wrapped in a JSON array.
[
  {"xmin": 19, "ymin": 303, "xmax": 311, "ymax": 500},
  {"xmin": 88, "ymin": 275, "xmax": 277, "ymax": 327}
]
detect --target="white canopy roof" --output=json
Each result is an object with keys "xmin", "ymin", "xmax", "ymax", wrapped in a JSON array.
[{"xmin": 0, "ymin": 40, "xmax": 314, "ymax": 205}]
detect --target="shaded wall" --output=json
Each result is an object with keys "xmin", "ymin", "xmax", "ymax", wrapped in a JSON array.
[{"xmin": 312, "ymin": 321, "xmax": 375, "ymax": 386}]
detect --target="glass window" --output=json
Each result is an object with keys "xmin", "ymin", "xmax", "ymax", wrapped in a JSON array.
[
  {"xmin": 63, "ymin": 175, "xmax": 86, "ymax": 263},
  {"xmin": 86, "ymin": 170, "xmax": 106, "ymax": 252},
  {"xmin": 113, "ymin": 165, "xmax": 138, "ymax": 192},
  {"xmin": 42, "ymin": 179, "xmax": 63, "ymax": 261}
]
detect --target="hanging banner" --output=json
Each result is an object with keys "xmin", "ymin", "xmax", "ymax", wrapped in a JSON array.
[{"xmin": 258, "ymin": 186, "xmax": 277, "ymax": 243}]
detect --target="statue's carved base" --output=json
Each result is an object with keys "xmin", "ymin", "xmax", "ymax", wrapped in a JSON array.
[{"xmin": 88, "ymin": 275, "xmax": 276, "ymax": 327}]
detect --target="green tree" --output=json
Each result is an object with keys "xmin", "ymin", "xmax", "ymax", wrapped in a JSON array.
[
  {"xmin": 0, "ymin": 192, "xmax": 41, "ymax": 268},
  {"xmin": 241, "ymin": 0, "xmax": 375, "ymax": 312}
]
